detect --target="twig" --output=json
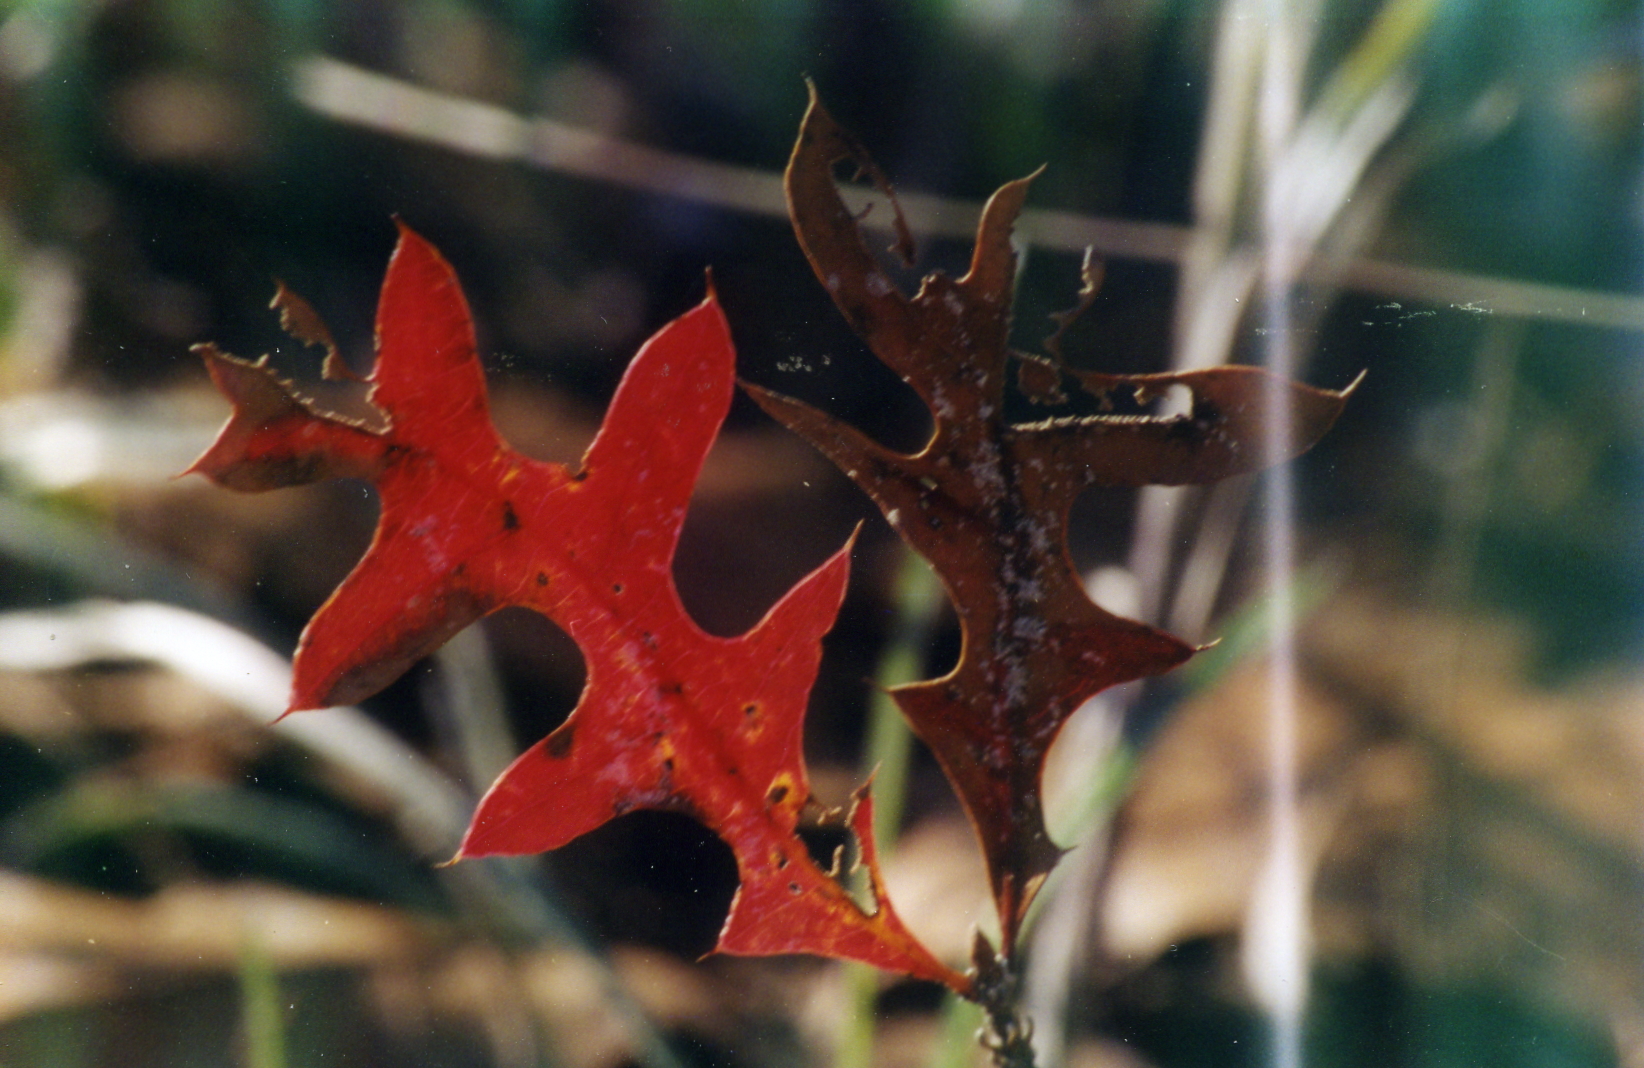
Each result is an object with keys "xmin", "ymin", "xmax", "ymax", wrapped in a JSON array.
[
  {"xmin": 971, "ymin": 935, "xmax": 1038, "ymax": 1068},
  {"xmin": 292, "ymin": 55, "xmax": 1644, "ymax": 335}
]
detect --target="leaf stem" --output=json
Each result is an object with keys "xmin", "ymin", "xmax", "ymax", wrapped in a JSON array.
[
  {"xmin": 971, "ymin": 935, "xmax": 1038, "ymax": 1068},
  {"xmin": 238, "ymin": 932, "xmax": 286, "ymax": 1068}
]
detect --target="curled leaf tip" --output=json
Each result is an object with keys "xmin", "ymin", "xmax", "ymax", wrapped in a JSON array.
[{"xmin": 1043, "ymin": 248, "xmax": 1106, "ymax": 362}]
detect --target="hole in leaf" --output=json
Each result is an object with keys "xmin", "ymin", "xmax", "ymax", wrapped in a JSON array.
[
  {"xmin": 1157, "ymin": 383, "xmax": 1194, "ymax": 419},
  {"xmin": 797, "ymin": 822, "xmax": 849, "ymax": 880}
]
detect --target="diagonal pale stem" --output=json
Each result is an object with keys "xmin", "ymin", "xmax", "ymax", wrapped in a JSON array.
[{"xmin": 838, "ymin": 547, "xmax": 948, "ymax": 1068}]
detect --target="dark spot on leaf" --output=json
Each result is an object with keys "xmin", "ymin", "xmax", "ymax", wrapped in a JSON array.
[
  {"xmin": 536, "ymin": 572, "xmax": 549, "ymax": 586},
  {"xmin": 767, "ymin": 784, "xmax": 789, "ymax": 805},
  {"xmin": 546, "ymin": 726, "xmax": 574, "ymax": 759},
  {"xmin": 788, "ymin": 882, "xmax": 802, "ymax": 895},
  {"xmin": 612, "ymin": 582, "xmax": 624, "ymax": 594},
  {"xmin": 660, "ymin": 681, "xmax": 684, "ymax": 697},
  {"xmin": 502, "ymin": 501, "xmax": 519, "ymax": 530},
  {"xmin": 743, "ymin": 703, "xmax": 759, "ymax": 718}
]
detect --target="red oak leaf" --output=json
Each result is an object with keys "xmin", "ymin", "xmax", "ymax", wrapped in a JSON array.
[
  {"xmin": 186, "ymin": 223, "xmax": 968, "ymax": 991},
  {"xmin": 746, "ymin": 89, "xmax": 1355, "ymax": 951}
]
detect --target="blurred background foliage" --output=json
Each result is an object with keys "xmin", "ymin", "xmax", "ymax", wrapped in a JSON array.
[{"xmin": 0, "ymin": 1, "xmax": 1641, "ymax": 1067}]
